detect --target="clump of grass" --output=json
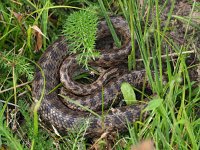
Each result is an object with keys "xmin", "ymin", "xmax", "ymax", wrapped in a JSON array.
[
  {"xmin": 63, "ymin": 9, "xmax": 99, "ymax": 69},
  {"xmin": 117, "ymin": 0, "xmax": 200, "ymax": 150},
  {"xmin": 0, "ymin": 52, "xmax": 34, "ymax": 81}
]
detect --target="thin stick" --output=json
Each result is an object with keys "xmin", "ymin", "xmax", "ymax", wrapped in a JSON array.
[
  {"xmin": 0, "ymin": 100, "xmax": 19, "ymax": 107},
  {"xmin": 0, "ymin": 81, "xmax": 31, "ymax": 94},
  {"xmin": 135, "ymin": 50, "xmax": 195, "ymax": 62}
]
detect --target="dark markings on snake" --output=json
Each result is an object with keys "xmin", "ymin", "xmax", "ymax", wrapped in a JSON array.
[{"xmin": 32, "ymin": 16, "xmax": 200, "ymax": 138}]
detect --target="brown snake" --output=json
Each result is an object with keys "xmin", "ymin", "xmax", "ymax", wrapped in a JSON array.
[{"xmin": 32, "ymin": 16, "xmax": 200, "ymax": 137}]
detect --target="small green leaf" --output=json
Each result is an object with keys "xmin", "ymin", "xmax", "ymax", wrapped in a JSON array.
[
  {"xmin": 144, "ymin": 98, "xmax": 163, "ymax": 111},
  {"xmin": 121, "ymin": 82, "xmax": 137, "ymax": 105}
]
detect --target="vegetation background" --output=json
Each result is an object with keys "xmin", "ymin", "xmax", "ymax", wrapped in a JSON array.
[{"xmin": 0, "ymin": 0, "xmax": 199, "ymax": 149}]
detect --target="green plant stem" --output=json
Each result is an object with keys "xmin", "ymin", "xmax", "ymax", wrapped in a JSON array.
[
  {"xmin": 98, "ymin": 0, "xmax": 121, "ymax": 48},
  {"xmin": 41, "ymin": 0, "xmax": 50, "ymax": 50},
  {"xmin": 128, "ymin": 0, "xmax": 136, "ymax": 70}
]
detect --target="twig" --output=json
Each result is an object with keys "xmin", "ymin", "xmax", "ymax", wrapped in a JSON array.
[
  {"xmin": 135, "ymin": 50, "xmax": 195, "ymax": 62},
  {"xmin": 0, "ymin": 81, "xmax": 31, "ymax": 94},
  {"xmin": 0, "ymin": 99, "xmax": 19, "ymax": 107}
]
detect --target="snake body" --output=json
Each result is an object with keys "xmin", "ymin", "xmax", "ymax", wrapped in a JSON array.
[
  {"xmin": 32, "ymin": 17, "xmax": 149, "ymax": 137},
  {"xmin": 32, "ymin": 16, "xmax": 200, "ymax": 137}
]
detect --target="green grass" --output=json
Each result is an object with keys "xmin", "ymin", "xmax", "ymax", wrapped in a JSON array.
[{"xmin": 0, "ymin": 0, "xmax": 200, "ymax": 149}]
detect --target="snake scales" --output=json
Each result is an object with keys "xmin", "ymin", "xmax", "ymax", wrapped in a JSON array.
[{"xmin": 32, "ymin": 16, "xmax": 200, "ymax": 137}]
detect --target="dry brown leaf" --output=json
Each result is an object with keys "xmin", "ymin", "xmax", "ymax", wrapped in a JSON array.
[
  {"xmin": 12, "ymin": 11, "xmax": 23, "ymax": 22},
  {"xmin": 31, "ymin": 25, "xmax": 43, "ymax": 52},
  {"xmin": 131, "ymin": 139, "xmax": 155, "ymax": 150},
  {"xmin": 35, "ymin": 30, "xmax": 43, "ymax": 52},
  {"xmin": 31, "ymin": 25, "xmax": 47, "ymax": 38}
]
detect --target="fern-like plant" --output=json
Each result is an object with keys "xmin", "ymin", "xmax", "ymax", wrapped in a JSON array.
[
  {"xmin": 63, "ymin": 10, "xmax": 99, "ymax": 69},
  {"xmin": 0, "ymin": 52, "xmax": 34, "ymax": 81}
]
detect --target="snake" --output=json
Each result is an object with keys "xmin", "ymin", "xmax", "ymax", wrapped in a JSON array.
[{"xmin": 32, "ymin": 16, "xmax": 200, "ymax": 138}]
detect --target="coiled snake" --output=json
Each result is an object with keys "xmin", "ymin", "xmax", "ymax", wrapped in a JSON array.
[{"xmin": 32, "ymin": 16, "xmax": 199, "ymax": 137}]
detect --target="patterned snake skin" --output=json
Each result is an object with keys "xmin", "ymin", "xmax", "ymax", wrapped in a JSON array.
[{"xmin": 32, "ymin": 16, "xmax": 200, "ymax": 137}]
